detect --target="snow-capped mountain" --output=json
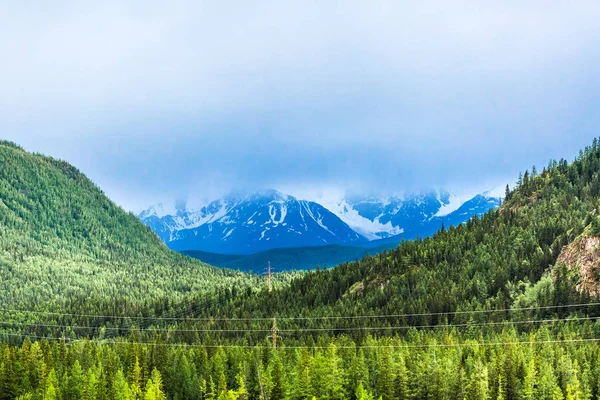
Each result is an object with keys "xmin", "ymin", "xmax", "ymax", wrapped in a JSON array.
[
  {"xmin": 138, "ymin": 189, "xmax": 366, "ymax": 254},
  {"xmin": 139, "ymin": 188, "xmax": 502, "ymax": 255},
  {"xmin": 315, "ymin": 189, "xmax": 501, "ymax": 242},
  {"xmin": 438, "ymin": 192, "xmax": 501, "ymax": 229}
]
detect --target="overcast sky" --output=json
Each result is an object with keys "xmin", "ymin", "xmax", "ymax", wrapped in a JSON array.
[{"xmin": 2, "ymin": 1, "xmax": 600, "ymax": 211}]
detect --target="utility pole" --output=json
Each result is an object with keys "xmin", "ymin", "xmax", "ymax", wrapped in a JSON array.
[{"xmin": 267, "ymin": 261, "xmax": 272, "ymax": 292}]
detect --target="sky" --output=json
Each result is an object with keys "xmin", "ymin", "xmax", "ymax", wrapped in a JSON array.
[{"xmin": 1, "ymin": 1, "xmax": 600, "ymax": 211}]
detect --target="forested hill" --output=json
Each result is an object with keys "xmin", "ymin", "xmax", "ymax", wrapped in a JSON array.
[
  {"xmin": 0, "ymin": 141, "xmax": 253, "ymax": 308},
  {"xmin": 0, "ymin": 140, "xmax": 168, "ymax": 262},
  {"xmin": 177, "ymin": 138, "xmax": 600, "ymax": 324},
  {"xmin": 3, "ymin": 140, "xmax": 600, "ymax": 399}
]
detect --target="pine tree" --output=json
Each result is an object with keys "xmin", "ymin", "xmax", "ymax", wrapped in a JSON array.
[
  {"xmin": 112, "ymin": 369, "xmax": 131, "ymax": 400},
  {"xmin": 218, "ymin": 371, "xmax": 228, "ymax": 398},
  {"xmin": 28, "ymin": 342, "xmax": 46, "ymax": 398},
  {"xmin": 523, "ymin": 170, "xmax": 530, "ymax": 191},
  {"xmin": 45, "ymin": 369, "xmax": 60, "ymax": 400},
  {"xmin": 293, "ymin": 349, "xmax": 312, "ymax": 400},
  {"xmin": 84, "ymin": 369, "xmax": 99, "ymax": 400},
  {"xmin": 552, "ymin": 386, "xmax": 564, "ymax": 400},
  {"xmin": 144, "ymin": 368, "xmax": 166, "ymax": 400},
  {"xmin": 0, "ymin": 348, "xmax": 17, "ymax": 400},
  {"xmin": 310, "ymin": 350, "xmax": 329, "ymax": 398},
  {"xmin": 496, "ymin": 374, "xmax": 506, "ymax": 400},
  {"xmin": 246, "ymin": 357, "xmax": 262, "ymax": 400},
  {"xmin": 504, "ymin": 184, "xmax": 511, "ymax": 201},
  {"xmin": 206, "ymin": 376, "xmax": 217, "ymax": 400},
  {"xmin": 376, "ymin": 347, "xmax": 395, "ymax": 400},
  {"xmin": 152, "ymin": 368, "xmax": 166, "ymax": 399},
  {"xmin": 536, "ymin": 358, "xmax": 558, "ymax": 399},
  {"xmin": 271, "ymin": 354, "xmax": 285, "ymax": 400},
  {"xmin": 355, "ymin": 382, "xmax": 374, "ymax": 400},
  {"xmin": 522, "ymin": 358, "xmax": 536, "ymax": 400},
  {"xmin": 566, "ymin": 361, "xmax": 583, "ymax": 400},
  {"xmin": 466, "ymin": 361, "xmax": 489, "ymax": 400},
  {"xmin": 348, "ymin": 350, "xmax": 369, "ymax": 397},
  {"xmin": 200, "ymin": 378, "xmax": 208, "ymax": 400},
  {"xmin": 326, "ymin": 343, "xmax": 345, "ymax": 400},
  {"xmin": 44, "ymin": 382, "xmax": 58, "ymax": 400},
  {"xmin": 394, "ymin": 355, "xmax": 408, "ymax": 400},
  {"xmin": 234, "ymin": 370, "xmax": 248, "ymax": 400},
  {"xmin": 67, "ymin": 360, "xmax": 84, "ymax": 399},
  {"xmin": 131, "ymin": 357, "xmax": 143, "ymax": 400}
]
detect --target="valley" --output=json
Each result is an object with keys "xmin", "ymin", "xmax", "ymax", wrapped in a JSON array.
[
  {"xmin": 182, "ymin": 243, "xmax": 396, "ymax": 273},
  {"xmin": 1, "ymin": 139, "xmax": 600, "ymax": 399},
  {"xmin": 4, "ymin": 3, "xmax": 598, "ymax": 399}
]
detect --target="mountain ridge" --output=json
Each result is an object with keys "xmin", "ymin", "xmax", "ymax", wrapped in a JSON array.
[
  {"xmin": 140, "ymin": 189, "xmax": 366, "ymax": 254},
  {"xmin": 139, "ymin": 188, "xmax": 501, "ymax": 255},
  {"xmin": 0, "ymin": 141, "xmax": 252, "ymax": 309},
  {"xmin": 3, "ymin": 138, "xmax": 600, "ymax": 400}
]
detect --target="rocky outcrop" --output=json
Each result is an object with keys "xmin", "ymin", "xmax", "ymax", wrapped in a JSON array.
[{"xmin": 556, "ymin": 235, "xmax": 600, "ymax": 296}]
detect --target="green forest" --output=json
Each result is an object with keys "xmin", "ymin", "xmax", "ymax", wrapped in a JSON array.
[
  {"xmin": 182, "ymin": 243, "xmax": 392, "ymax": 273},
  {"xmin": 3, "ymin": 138, "xmax": 600, "ymax": 399}
]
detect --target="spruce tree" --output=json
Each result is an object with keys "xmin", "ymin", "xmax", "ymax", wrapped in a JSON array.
[
  {"xmin": 355, "ymin": 382, "xmax": 374, "ymax": 400},
  {"xmin": 112, "ymin": 369, "xmax": 131, "ymax": 400},
  {"xmin": 504, "ymin": 184, "xmax": 511, "ymax": 201},
  {"xmin": 131, "ymin": 357, "xmax": 143, "ymax": 400},
  {"xmin": 376, "ymin": 347, "xmax": 395, "ymax": 400},
  {"xmin": 271, "ymin": 354, "xmax": 285, "ymax": 400}
]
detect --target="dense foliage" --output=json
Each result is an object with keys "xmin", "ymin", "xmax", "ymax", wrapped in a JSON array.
[
  {"xmin": 183, "ymin": 243, "xmax": 394, "ymax": 273},
  {"xmin": 0, "ymin": 141, "xmax": 258, "ymax": 310},
  {"xmin": 3, "ymin": 138, "xmax": 600, "ymax": 399},
  {"xmin": 2, "ymin": 325, "xmax": 600, "ymax": 400},
  {"xmin": 173, "ymin": 140, "xmax": 600, "ymax": 328}
]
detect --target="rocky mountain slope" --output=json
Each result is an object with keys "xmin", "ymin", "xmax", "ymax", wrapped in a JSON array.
[
  {"xmin": 139, "ymin": 188, "xmax": 501, "ymax": 255},
  {"xmin": 140, "ymin": 189, "xmax": 365, "ymax": 254}
]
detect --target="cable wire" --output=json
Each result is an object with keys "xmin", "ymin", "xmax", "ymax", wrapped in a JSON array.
[
  {"xmin": 2, "ymin": 301, "xmax": 600, "ymax": 322},
  {"xmin": 1, "ymin": 330, "xmax": 599, "ymax": 349},
  {"xmin": 1, "ymin": 315, "xmax": 598, "ymax": 334}
]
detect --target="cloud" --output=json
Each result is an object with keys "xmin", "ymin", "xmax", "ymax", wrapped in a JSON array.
[{"xmin": 1, "ymin": 1, "xmax": 600, "ymax": 210}]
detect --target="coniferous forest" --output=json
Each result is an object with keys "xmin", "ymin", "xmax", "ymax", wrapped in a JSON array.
[{"xmin": 3, "ymin": 138, "xmax": 600, "ymax": 399}]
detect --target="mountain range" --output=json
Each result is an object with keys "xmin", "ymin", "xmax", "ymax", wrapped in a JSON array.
[
  {"xmin": 3, "ymin": 137, "xmax": 600, "ymax": 400},
  {"xmin": 139, "ymin": 189, "xmax": 365, "ymax": 254},
  {"xmin": 138, "ymin": 187, "xmax": 502, "ymax": 258}
]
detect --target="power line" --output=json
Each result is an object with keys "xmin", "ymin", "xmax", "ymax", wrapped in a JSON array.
[
  {"xmin": 1, "ymin": 315, "xmax": 598, "ymax": 334},
  {"xmin": 0, "ymin": 285, "xmax": 247, "ymax": 326},
  {"xmin": 1, "ymin": 330, "xmax": 599, "ymax": 349},
  {"xmin": 278, "ymin": 316, "xmax": 600, "ymax": 332},
  {"xmin": 1, "ymin": 301, "xmax": 599, "ymax": 322}
]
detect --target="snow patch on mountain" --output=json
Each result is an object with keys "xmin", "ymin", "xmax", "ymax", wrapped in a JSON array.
[
  {"xmin": 482, "ymin": 185, "xmax": 506, "ymax": 199},
  {"xmin": 138, "ymin": 202, "xmax": 177, "ymax": 219},
  {"xmin": 139, "ymin": 189, "xmax": 364, "ymax": 254},
  {"xmin": 434, "ymin": 192, "xmax": 468, "ymax": 218},
  {"xmin": 310, "ymin": 194, "xmax": 403, "ymax": 240},
  {"xmin": 139, "ymin": 186, "xmax": 503, "ymax": 254}
]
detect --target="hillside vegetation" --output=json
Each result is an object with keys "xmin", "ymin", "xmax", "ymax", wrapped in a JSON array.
[
  {"xmin": 180, "ymin": 141, "xmax": 600, "ymax": 325},
  {"xmin": 183, "ymin": 243, "xmax": 395, "ymax": 273},
  {"xmin": 3, "ymin": 139, "xmax": 600, "ymax": 399},
  {"xmin": 0, "ymin": 141, "xmax": 255, "ymax": 310}
]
